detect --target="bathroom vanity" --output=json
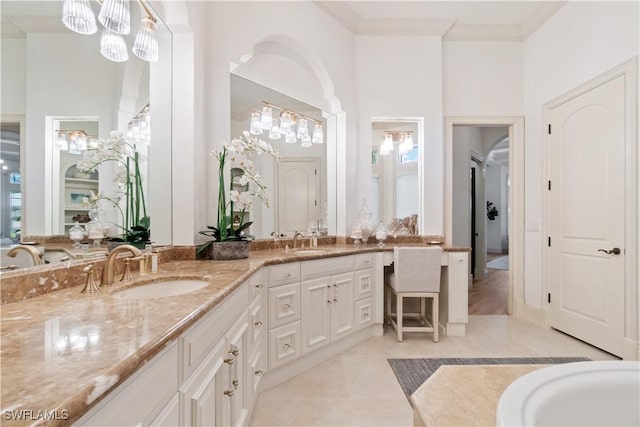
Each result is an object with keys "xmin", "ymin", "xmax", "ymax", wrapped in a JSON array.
[{"xmin": 0, "ymin": 244, "xmax": 469, "ymax": 426}]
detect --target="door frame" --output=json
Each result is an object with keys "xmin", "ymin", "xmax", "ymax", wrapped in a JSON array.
[
  {"xmin": 445, "ymin": 116, "xmax": 524, "ymax": 316},
  {"xmin": 542, "ymin": 57, "xmax": 638, "ymax": 360},
  {"xmin": 275, "ymin": 157, "xmax": 321, "ymax": 236}
]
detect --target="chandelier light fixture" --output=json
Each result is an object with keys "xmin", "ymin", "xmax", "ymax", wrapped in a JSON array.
[
  {"xmin": 56, "ymin": 130, "xmax": 98, "ymax": 154},
  {"xmin": 126, "ymin": 104, "xmax": 151, "ymax": 143},
  {"xmin": 379, "ymin": 131, "xmax": 414, "ymax": 156},
  {"xmin": 249, "ymin": 101, "xmax": 324, "ymax": 147},
  {"xmin": 62, "ymin": 0, "xmax": 159, "ymax": 63}
]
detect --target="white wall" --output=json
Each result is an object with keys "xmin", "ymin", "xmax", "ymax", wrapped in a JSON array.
[
  {"xmin": 356, "ymin": 35, "xmax": 443, "ymax": 235},
  {"xmin": 1, "ymin": 39, "xmax": 26, "ymax": 115},
  {"xmin": 523, "ymin": 1, "xmax": 639, "ymax": 310},
  {"xmin": 443, "ymin": 41, "xmax": 523, "ymax": 116},
  {"xmin": 190, "ymin": 1, "xmax": 357, "ymax": 242},
  {"xmin": 486, "ymin": 163, "xmax": 505, "ymax": 253}
]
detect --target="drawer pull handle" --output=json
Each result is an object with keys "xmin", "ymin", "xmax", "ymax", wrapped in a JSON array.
[
  {"xmin": 285, "ymin": 272, "xmax": 292, "ymax": 277},
  {"xmin": 255, "ymin": 284, "xmax": 264, "ymax": 288},
  {"xmin": 255, "ymin": 321, "xmax": 263, "ymax": 327},
  {"xmin": 255, "ymin": 370, "xmax": 263, "ymax": 376},
  {"xmin": 363, "ymin": 312, "xmax": 369, "ymax": 318},
  {"xmin": 224, "ymin": 358, "xmax": 234, "ymax": 365},
  {"xmin": 229, "ymin": 349, "xmax": 239, "ymax": 356},
  {"xmin": 284, "ymin": 343, "xmax": 292, "ymax": 349},
  {"xmin": 283, "ymin": 303, "xmax": 292, "ymax": 309},
  {"xmin": 364, "ymin": 260, "xmax": 370, "ymax": 264},
  {"xmin": 232, "ymin": 379, "xmax": 239, "ymax": 388},
  {"xmin": 224, "ymin": 390, "xmax": 234, "ymax": 397},
  {"xmin": 333, "ymin": 298, "xmax": 338, "ymax": 302},
  {"xmin": 327, "ymin": 300, "xmax": 332, "ymax": 304}
]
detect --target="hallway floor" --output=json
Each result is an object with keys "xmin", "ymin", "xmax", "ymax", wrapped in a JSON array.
[{"xmin": 249, "ymin": 316, "xmax": 617, "ymax": 426}]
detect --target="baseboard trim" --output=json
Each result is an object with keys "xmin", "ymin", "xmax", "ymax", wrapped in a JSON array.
[
  {"xmin": 623, "ymin": 338, "xmax": 640, "ymax": 361},
  {"xmin": 258, "ymin": 325, "xmax": 376, "ymax": 393},
  {"xmin": 514, "ymin": 298, "xmax": 547, "ymax": 327}
]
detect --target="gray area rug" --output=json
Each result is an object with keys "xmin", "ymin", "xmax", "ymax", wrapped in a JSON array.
[
  {"xmin": 388, "ymin": 357, "xmax": 591, "ymax": 398},
  {"xmin": 487, "ymin": 255, "xmax": 509, "ymax": 270}
]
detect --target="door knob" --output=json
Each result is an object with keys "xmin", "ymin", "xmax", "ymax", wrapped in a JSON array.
[{"xmin": 598, "ymin": 247, "xmax": 621, "ymax": 255}]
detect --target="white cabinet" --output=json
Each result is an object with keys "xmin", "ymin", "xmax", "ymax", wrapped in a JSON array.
[
  {"xmin": 268, "ymin": 282, "xmax": 301, "ymax": 329},
  {"xmin": 354, "ymin": 269, "xmax": 374, "ymax": 301},
  {"xmin": 268, "ymin": 321, "xmax": 301, "ymax": 369},
  {"xmin": 355, "ymin": 297, "xmax": 374, "ymax": 330},
  {"xmin": 330, "ymin": 272, "xmax": 355, "ymax": 341},
  {"xmin": 150, "ymin": 393, "xmax": 180, "ymax": 426}
]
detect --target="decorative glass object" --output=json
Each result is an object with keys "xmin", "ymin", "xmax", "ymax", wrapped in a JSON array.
[
  {"xmin": 355, "ymin": 199, "xmax": 373, "ymax": 245},
  {"xmin": 375, "ymin": 222, "xmax": 387, "ymax": 247},
  {"xmin": 69, "ymin": 222, "xmax": 85, "ymax": 248},
  {"xmin": 132, "ymin": 16, "xmax": 158, "ymax": 62}
]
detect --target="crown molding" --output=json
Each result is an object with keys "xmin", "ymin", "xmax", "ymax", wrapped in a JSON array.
[
  {"xmin": 359, "ymin": 18, "xmax": 455, "ymax": 36},
  {"xmin": 313, "ymin": 1, "xmax": 361, "ymax": 34},
  {"xmin": 443, "ymin": 24, "xmax": 524, "ymax": 42},
  {"xmin": 521, "ymin": 1, "xmax": 568, "ymax": 39}
]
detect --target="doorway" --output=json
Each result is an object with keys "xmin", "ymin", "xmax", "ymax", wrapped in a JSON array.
[{"xmin": 446, "ymin": 117, "xmax": 524, "ymax": 317}]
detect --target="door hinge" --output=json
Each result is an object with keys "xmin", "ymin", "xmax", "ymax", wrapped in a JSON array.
[
  {"xmin": 315, "ymin": 200, "xmax": 317, "ymax": 206},
  {"xmin": 315, "ymin": 168, "xmax": 317, "ymax": 176},
  {"xmin": 548, "ymin": 180, "xmax": 551, "ymax": 190},
  {"xmin": 548, "ymin": 236, "xmax": 551, "ymax": 247},
  {"xmin": 548, "ymin": 293, "xmax": 551, "ymax": 303},
  {"xmin": 548, "ymin": 124, "xmax": 552, "ymax": 134}
]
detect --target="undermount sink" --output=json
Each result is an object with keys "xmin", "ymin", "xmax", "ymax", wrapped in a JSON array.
[{"xmin": 112, "ymin": 279, "xmax": 210, "ymax": 300}]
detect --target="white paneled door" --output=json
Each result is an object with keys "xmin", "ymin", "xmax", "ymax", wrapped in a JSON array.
[
  {"xmin": 548, "ymin": 75, "xmax": 626, "ymax": 357},
  {"xmin": 277, "ymin": 159, "xmax": 319, "ymax": 236}
]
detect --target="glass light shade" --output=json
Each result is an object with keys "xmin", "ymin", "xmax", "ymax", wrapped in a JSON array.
[
  {"xmin": 269, "ymin": 118, "xmax": 281, "ymax": 139},
  {"xmin": 98, "ymin": 0, "xmax": 130, "ymax": 35},
  {"xmin": 100, "ymin": 28, "xmax": 128, "ymax": 62},
  {"xmin": 260, "ymin": 106, "xmax": 273, "ymax": 130},
  {"xmin": 379, "ymin": 142, "xmax": 390, "ymax": 156},
  {"xmin": 56, "ymin": 133, "xmax": 69, "ymax": 151},
  {"xmin": 296, "ymin": 118, "xmax": 308, "ymax": 139},
  {"xmin": 76, "ymin": 134, "xmax": 88, "ymax": 151},
  {"xmin": 383, "ymin": 133, "xmax": 394, "ymax": 152},
  {"xmin": 88, "ymin": 138, "xmax": 99, "ymax": 149},
  {"xmin": 280, "ymin": 111, "xmax": 292, "ymax": 134},
  {"xmin": 249, "ymin": 112, "xmax": 263, "ymax": 135},
  {"xmin": 301, "ymin": 135, "xmax": 312, "ymax": 148},
  {"xmin": 399, "ymin": 134, "xmax": 413, "ymax": 155},
  {"xmin": 132, "ymin": 17, "xmax": 158, "ymax": 62},
  {"xmin": 62, "ymin": 0, "xmax": 97, "ymax": 35},
  {"xmin": 68, "ymin": 140, "xmax": 81, "ymax": 155},
  {"xmin": 285, "ymin": 130, "xmax": 297, "ymax": 144},
  {"xmin": 312, "ymin": 123, "xmax": 324, "ymax": 144}
]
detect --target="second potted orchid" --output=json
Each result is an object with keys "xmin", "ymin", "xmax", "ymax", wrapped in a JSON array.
[{"xmin": 199, "ymin": 131, "xmax": 279, "ymax": 259}]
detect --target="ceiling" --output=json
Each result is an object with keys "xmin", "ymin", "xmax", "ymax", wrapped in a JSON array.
[{"xmin": 314, "ymin": 1, "xmax": 567, "ymax": 41}]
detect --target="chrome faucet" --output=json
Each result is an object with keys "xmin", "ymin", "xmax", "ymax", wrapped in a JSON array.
[
  {"xmin": 101, "ymin": 245, "xmax": 143, "ymax": 287},
  {"xmin": 293, "ymin": 231, "xmax": 305, "ymax": 249},
  {"xmin": 7, "ymin": 245, "xmax": 44, "ymax": 266}
]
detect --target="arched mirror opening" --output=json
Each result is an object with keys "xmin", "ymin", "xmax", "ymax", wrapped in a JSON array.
[
  {"xmin": 230, "ymin": 74, "xmax": 336, "ymax": 239},
  {"xmin": 370, "ymin": 120, "xmax": 421, "ymax": 236},
  {"xmin": 0, "ymin": 0, "xmax": 173, "ymax": 270}
]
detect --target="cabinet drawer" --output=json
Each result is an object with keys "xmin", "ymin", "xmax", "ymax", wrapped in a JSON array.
[
  {"xmin": 354, "ymin": 253, "xmax": 374, "ymax": 270},
  {"xmin": 249, "ymin": 269, "xmax": 266, "ymax": 300},
  {"xmin": 301, "ymin": 255, "xmax": 354, "ymax": 280},
  {"xmin": 269, "ymin": 262, "xmax": 301, "ymax": 286},
  {"xmin": 355, "ymin": 297, "xmax": 374, "ymax": 331},
  {"xmin": 248, "ymin": 295, "xmax": 265, "ymax": 355},
  {"xmin": 269, "ymin": 321, "xmax": 301, "ymax": 370},
  {"xmin": 268, "ymin": 282, "xmax": 301, "ymax": 329},
  {"xmin": 79, "ymin": 342, "xmax": 178, "ymax": 426},
  {"xmin": 354, "ymin": 268, "xmax": 374, "ymax": 300},
  {"xmin": 180, "ymin": 283, "xmax": 248, "ymax": 381}
]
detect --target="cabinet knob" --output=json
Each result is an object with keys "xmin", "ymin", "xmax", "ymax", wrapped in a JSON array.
[
  {"xmin": 364, "ymin": 260, "xmax": 370, "ymax": 264},
  {"xmin": 285, "ymin": 272, "xmax": 292, "ymax": 277},
  {"xmin": 229, "ymin": 349, "xmax": 239, "ymax": 357},
  {"xmin": 254, "ymin": 321, "xmax": 263, "ymax": 327},
  {"xmin": 327, "ymin": 300, "xmax": 332, "ymax": 304},
  {"xmin": 284, "ymin": 343, "xmax": 293, "ymax": 349},
  {"xmin": 232, "ymin": 379, "xmax": 239, "ymax": 388},
  {"xmin": 224, "ymin": 390, "xmax": 234, "ymax": 397},
  {"xmin": 224, "ymin": 358, "xmax": 234, "ymax": 365},
  {"xmin": 283, "ymin": 303, "xmax": 292, "ymax": 309},
  {"xmin": 255, "ymin": 370, "xmax": 263, "ymax": 376},
  {"xmin": 255, "ymin": 284, "xmax": 264, "ymax": 288}
]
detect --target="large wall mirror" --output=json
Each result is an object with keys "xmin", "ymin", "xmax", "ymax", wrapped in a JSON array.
[
  {"xmin": 370, "ymin": 119, "xmax": 423, "ymax": 234},
  {"xmin": 0, "ymin": 1, "xmax": 173, "ymax": 257},
  {"xmin": 230, "ymin": 74, "xmax": 336, "ymax": 238}
]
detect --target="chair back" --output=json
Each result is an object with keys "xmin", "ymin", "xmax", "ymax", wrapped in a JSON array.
[{"xmin": 392, "ymin": 246, "xmax": 442, "ymax": 292}]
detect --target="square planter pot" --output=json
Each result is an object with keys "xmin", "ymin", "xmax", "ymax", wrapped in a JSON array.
[{"xmin": 209, "ymin": 241, "xmax": 250, "ymax": 260}]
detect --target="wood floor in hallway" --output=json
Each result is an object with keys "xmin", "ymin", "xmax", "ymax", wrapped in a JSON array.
[{"xmin": 468, "ymin": 253, "xmax": 509, "ymax": 315}]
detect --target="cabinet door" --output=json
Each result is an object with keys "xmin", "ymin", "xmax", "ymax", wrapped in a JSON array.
[
  {"xmin": 180, "ymin": 340, "xmax": 228, "ymax": 427},
  {"xmin": 226, "ymin": 314, "xmax": 250, "ymax": 427},
  {"xmin": 331, "ymin": 272, "xmax": 355, "ymax": 341},
  {"xmin": 268, "ymin": 282, "xmax": 301, "ymax": 329},
  {"xmin": 301, "ymin": 277, "xmax": 332, "ymax": 354},
  {"xmin": 268, "ymin": 321, "xmax": 301, "ymax": 370},
  {"xmin": 354, "ymin": 268, "xmax": 374, "ymax": 300}
]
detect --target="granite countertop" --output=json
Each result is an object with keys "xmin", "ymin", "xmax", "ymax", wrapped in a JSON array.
[
  {"xmin": 0, "ymin": 243, "xmax": 468, "ymax": 426},
  {"xmin": 410, "ymin": 364, "xmax": 548, "ymax": 427}
]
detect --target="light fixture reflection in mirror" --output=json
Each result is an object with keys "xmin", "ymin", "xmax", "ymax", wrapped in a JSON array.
[
  {"xmin": 370, "ymin": 120, "xmax": 422, "ymax": 232},
  {"xmin": 230, "ymin": 74, "xmax": 336, "ymax": 238}
]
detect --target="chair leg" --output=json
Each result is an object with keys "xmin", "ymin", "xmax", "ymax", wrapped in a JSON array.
[
  {"xmin": 396, "ymin": 293, "xmax": 403, "ymax": 341},
  {"xmin": 420, "ymin": 298, "xmax": 426, "ymax": 325},
  {"xmin": 386, "ymin": 285, "xmax": 391, "ymax": 325},
  {"xmin": 432, "ymin": 294, "xmax": 439, "ymax": 343}
]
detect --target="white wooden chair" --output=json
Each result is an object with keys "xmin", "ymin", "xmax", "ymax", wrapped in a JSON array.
[{"xmin": 386, "ymin": 246, "xmax": 442, "ymax": 342}]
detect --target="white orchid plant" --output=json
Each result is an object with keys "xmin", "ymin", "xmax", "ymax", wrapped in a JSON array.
[
  {"xmin": 199, "ymin": 131, "xmax": 279, "ymax": 250},
  {"xmin": 77, "ymin": 131, "xmax": 150, "ymax": 245}
]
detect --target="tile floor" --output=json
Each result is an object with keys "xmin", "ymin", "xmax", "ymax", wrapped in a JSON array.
[{"xmin": 249, "ymin": 315, "xmax": 618, "ymax": 426}]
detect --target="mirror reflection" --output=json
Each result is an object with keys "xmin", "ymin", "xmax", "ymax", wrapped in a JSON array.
[
  {"xmin": 370, "ymin": 120, "xmax": 420, "ymax": 234},
  {"xmin": 0, "ymin": 0, "xmax": 172, "ymax": 268},
  {"xmin": 230, "ymin": 74, "xmax": 334, "ymax": 238}
]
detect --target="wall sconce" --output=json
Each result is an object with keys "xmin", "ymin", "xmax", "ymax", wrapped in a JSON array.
[
  {"xmin": 126, "ymin": 104, "xmax": 151, "ymax": 143},
  {"xmin": 379, "ymin": 131, "xmax": 414, "ymax": 156},
  {"xmin": 62, "ymin": 0, "xmax": 158, "ymax": 63},
  {"xmin": 249, "ymin": 101, "xmax": 324, "ymax": 147}
]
